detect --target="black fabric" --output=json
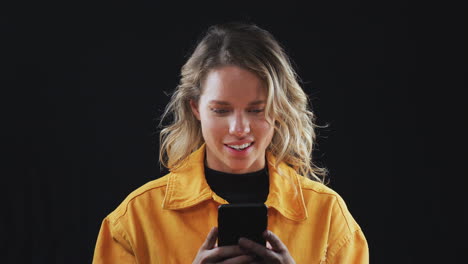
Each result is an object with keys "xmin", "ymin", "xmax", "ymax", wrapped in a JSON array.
[{"xmin": 204, "ymin": 165, "xmax": 269, "ymax": 203}]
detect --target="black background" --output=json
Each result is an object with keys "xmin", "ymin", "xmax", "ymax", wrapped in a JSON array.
[{"xmin": 3, "ymin": 1, "xmax": 466, "ymax": 263}]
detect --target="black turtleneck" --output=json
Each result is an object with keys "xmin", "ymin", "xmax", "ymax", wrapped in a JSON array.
[{"xmin": 204, "ymin": 165, "xmax": 269, "ymax": 203}]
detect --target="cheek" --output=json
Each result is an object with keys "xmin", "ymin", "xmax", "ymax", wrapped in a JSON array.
[
  {"xmin": 255, "ymin": 120, "xmax": 275, "ymax": 143},
  {"xmin": 200, "ymin": 115, "xmax": 227, "ymax": 138}
]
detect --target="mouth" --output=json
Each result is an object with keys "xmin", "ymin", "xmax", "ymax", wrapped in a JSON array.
[{"xmin": 225, "ymin": 142, "xmax": 254, "ymax": 151}]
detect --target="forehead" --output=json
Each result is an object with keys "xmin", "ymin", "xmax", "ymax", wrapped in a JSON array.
[{"xmin": 201, "ymin": 66, "xmax": 267, "ymax": 102}]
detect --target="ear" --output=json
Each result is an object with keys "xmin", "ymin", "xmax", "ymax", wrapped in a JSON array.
[{"xmin": 189, "ymin": 99, "xmax": 201, "ymax": 120}]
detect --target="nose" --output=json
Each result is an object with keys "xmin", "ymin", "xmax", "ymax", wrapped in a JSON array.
[{"xmin": 229, "ymin": 112, "xmax": 250, "ymax": 137}]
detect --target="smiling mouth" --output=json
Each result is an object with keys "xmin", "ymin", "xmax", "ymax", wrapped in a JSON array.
[{"xmin": 225, "ymin": 142, "xmax": 254, "ymax": 150}]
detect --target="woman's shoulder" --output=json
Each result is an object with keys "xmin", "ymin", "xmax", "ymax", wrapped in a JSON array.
[
  {"xmin": 106, "ymin": 173, "xmax": 171, "ymax": 222},
  {"xmin": 297, "ymin": 175, "xmax": 362, "ymax": 233},
  {"xmin": 297, "ymin": 175, "xmax": 338, "ymax": 196},
  {"xmin": 297, "ymin": 176, "xmax": 352, "ymax": 211}
]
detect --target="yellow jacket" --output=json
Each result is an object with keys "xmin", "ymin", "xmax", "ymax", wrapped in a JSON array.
[{"xmin": 93, "ymin": 144, "xmax": 369, "ymax": 263}]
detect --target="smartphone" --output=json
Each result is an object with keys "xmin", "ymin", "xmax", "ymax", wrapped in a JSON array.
[{"xmin": 217, "ymin": 203, "xmax": 268, "ymax": 247}]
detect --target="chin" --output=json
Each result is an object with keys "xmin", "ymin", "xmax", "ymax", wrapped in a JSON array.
[{"xmin": 225, "ymin": 160, "xmax": 254, "ymax": 172}]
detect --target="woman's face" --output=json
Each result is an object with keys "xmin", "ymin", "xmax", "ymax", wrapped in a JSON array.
[{"xmin": 190, "ymin": 66, "xmax": 275, "ymax": 174}]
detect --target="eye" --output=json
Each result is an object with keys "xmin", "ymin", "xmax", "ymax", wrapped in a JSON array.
[
  {"xmin": 248, "ymin": 109, "xmax": 264, "ymax": 113},
  {"xmin": 210, "ymin": 108, "xmax": 229, "ymax": 114}
]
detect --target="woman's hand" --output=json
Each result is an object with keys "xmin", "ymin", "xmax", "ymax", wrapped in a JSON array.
[
  {"xmin": 193, "ymin": 227, "xmax": 255, "ymax": 264},
  {"xmin": 238, "ymin": 230, "xmax": 296, "ymax": 264}
]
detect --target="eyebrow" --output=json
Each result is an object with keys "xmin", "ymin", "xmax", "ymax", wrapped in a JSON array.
[{"xmin": 208, "ymin": 100, "xmax": 266, "ymax": 106}]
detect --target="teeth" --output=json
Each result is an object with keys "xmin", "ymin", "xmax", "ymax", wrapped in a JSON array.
[{"xmin": 228, "ymin": 142, "xmax": 252, "ymax": 150}]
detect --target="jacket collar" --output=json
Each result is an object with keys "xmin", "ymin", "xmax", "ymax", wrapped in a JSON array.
[{"xmin": 162, "ymin": 144, "xmax": 308, "ymax": 221}]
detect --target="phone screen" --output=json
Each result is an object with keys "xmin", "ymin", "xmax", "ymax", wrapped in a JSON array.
[{"xmin": 217, "ymin": 203, "xmax": 268, "ymax": 247}]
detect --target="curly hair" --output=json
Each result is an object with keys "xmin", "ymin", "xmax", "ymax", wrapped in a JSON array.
[{"xmin": 159, "ymin": 22, "xmax": 327, "ymax": 183}]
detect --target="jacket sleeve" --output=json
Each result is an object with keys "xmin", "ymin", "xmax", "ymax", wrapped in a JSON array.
[
  {"xmin": 326, "ymin": 229, "xmax": 369, "ymax": 264},
  {"xmin": 325, "ymin": 195, "xmax": 369, "ymax": 264},
  {"xmin": 93, "ymin": 217, "xmax": 136, "ymax": 264}
]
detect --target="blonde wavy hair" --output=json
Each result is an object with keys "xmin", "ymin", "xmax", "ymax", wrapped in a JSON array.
[{"xmin": 159, "ymin": 22, "xmax": 327, "ymax": 183}]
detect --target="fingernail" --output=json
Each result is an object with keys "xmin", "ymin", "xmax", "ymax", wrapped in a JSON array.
[{"xmin": 238, "ymin": 237, "xmax": 248, "ymax": 244}]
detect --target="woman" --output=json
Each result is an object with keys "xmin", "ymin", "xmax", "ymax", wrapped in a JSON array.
[{"xmin": 93, "ymin": 22, "xmax": 369, "ymax": 263}]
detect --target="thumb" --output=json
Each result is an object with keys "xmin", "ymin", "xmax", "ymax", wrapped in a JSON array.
[
  {"xmin": 201, "ymin": 227, "xmax": 218, "ymax": 250},
  {"xmin": 263, "ymin": 230, "xmax": 287, "ymax": 252}
]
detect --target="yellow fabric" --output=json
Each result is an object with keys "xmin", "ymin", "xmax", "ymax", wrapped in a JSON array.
[{"xmin": 93, "ymin": 144, "xmax": 369, "ymax": 263}]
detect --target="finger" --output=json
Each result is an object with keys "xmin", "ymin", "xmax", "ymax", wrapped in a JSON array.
[
  {"xmin": 219, "ymin": 254, "xmax": 255, "ymax": 264},
  {"xmin": 263, "ymin": 230, "xmax": 288, "ymax": 252},
  {"xmin": 238, "ymin": 237, "xmax": 275, "ymax": 260},
  {"xmin": 201, "ymin": 227, "xmax": 218, "ymax": 250},
  {"xmin": 206, "ymin": 245, "xmax": 248, "ymax": 262}
]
